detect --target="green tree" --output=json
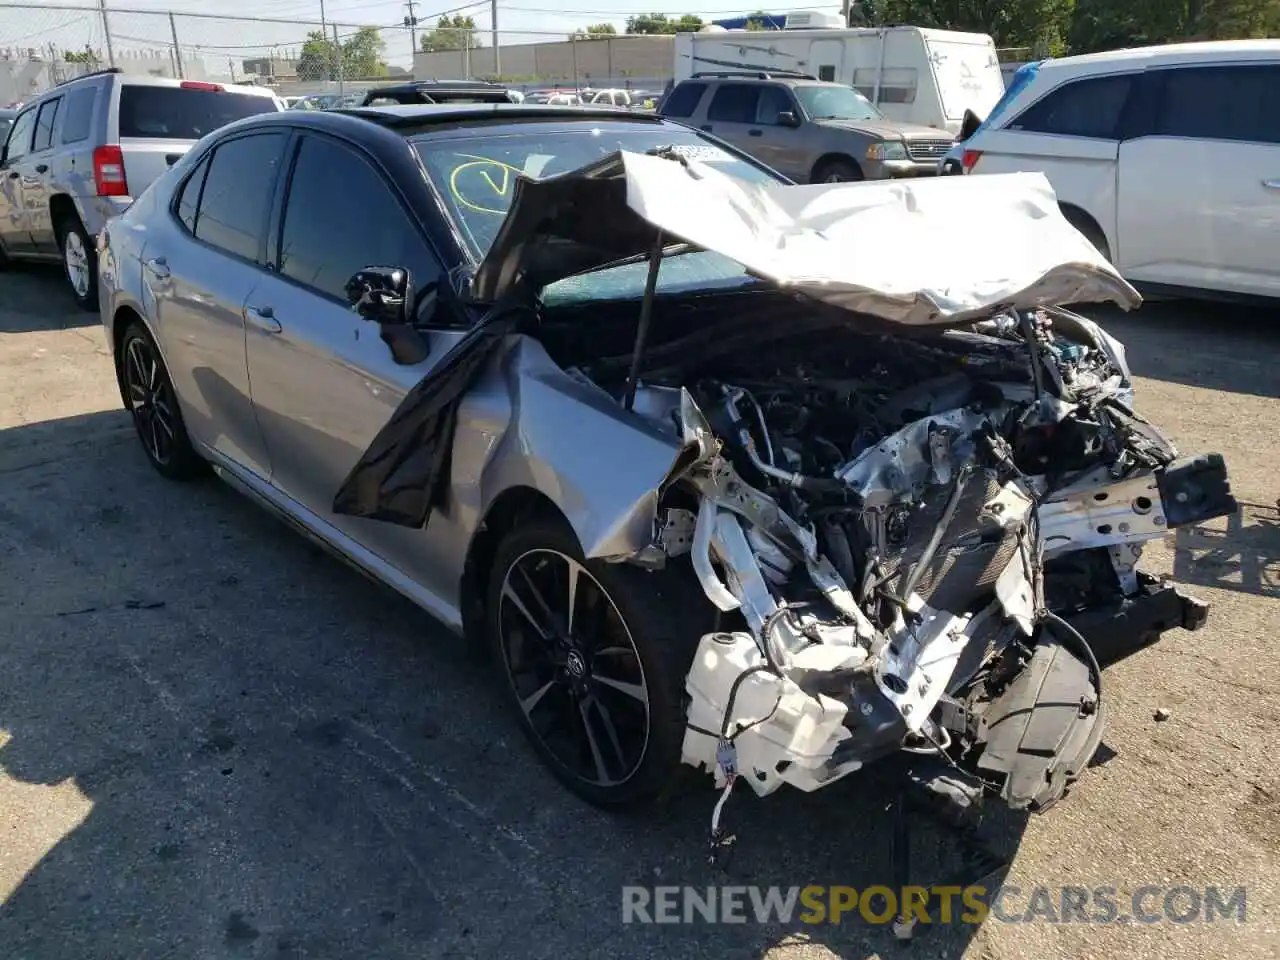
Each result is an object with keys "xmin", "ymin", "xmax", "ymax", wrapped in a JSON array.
[
  {"xmin": 420, "ymin": 14, "xmax": 482, "ymax": 51},
  {"xmin": 62, "ymin": 48, "xmax": 99, "ymax": 64},
  {"xmin": 1068, "ymin": 0, "xmax": 1280, "ymax": 54},
  {"xmin": 858, "ymin": 0, "xmax": 1073, "ymax": 53},
  {"xmin": 744, "ymin": 10, "xmax": 771, "ymax": 29},
  {"xmin": 625, "ymin": 12, "xmax": 703, "ymax": 33},
  {"xmin": 342, "ymin": 26, "xmax": 388, "ymax": 78},
  {"xmin": 570, "ymin": 22, "xmax": 618, "ymax": 39},
  {"xmin": 297, "ymin": 30, "xmax": 337, "ymax": 81}
]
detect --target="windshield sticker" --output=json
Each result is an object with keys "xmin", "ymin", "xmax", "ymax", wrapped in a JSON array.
[
  {"xmin": 449, "ymin": 157, "xmax": 522, "ymax": 214},
  {"xmin": 663, "ymin": 144, "xmax": 735, "ymax": 164}
]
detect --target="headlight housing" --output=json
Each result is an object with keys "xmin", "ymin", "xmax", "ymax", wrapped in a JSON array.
[{"xmin": 866, "ymin": 141, "xmax": 909, "ymax": 161}]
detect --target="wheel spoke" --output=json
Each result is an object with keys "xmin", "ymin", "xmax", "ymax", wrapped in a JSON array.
[
  {"xmin": 565, "ymin": 557, "xmax": 581, "ymax": 637},
  {"xmin": 520, "ymin": 678, "xmax": 558, "ymax": 715},
  {"xmin": 516, "ymin": 563, "xmax": 560, "ymax": 635},
  {"xmin": 152, "ymin": 398, "xmax": 175, "ymax": 437},
  {"xmin": 587, "ymin": 694, "xmax": 627, "ymax": 771},
  {"xmin": 501, "ymin": 580, "xmax": 554, "ymax": 641},
  {"xmin": 146, "ymin": 353, "xmax": 159, "ymax": 391},
  {"xmin": 577, "ymin": 698, "xmax": 612, "ymax": 784},
  {"xmin": 593, "ymin": 673, "xmax": 647, "ymax": 703},
  {"xmin": 128, "ymin": 382, "xmax": 147, "ymax": 402}
]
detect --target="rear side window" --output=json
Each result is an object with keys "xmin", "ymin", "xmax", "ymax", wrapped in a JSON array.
[
  {"xmin": 193, "ymin": 133, "xmax": 285, "ymax": 262},
  {"xmin": 118, "ymin": 85, "xmax": 277, "ymax": 140},
  {"xmin": 277, "ymin": 135, "xmax": 439, "ymax": 302},
  {"xmin": 59, "ymin": 86, "xmax": 97, "ymax": 143},
  {"xmin": 176, "ymin": 154, "xmax": 211, "ymax": 234},
  {"xmin": 1008, "ymin": 74, "xmax": 1133, "ymax": 139},
  {"xmin": 708, "ymin": 84, "xmax": 761, "ymax": 123},
  {"xmin": 32, "ymin": 97, "xmax": 60, "ymax": 152},
  {"xmin": 661, "ymin": 82, "xmax": 705, "ymax": 118},
  {"xmin": 1153, "ymin": 65, "xmax": 1280, "ymax": 145}
]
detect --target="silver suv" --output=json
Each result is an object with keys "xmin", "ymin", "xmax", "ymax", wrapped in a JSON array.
[
  {"xmin": 0, "ymin": 68, "xmax": 280, "ymax": 308},
  {"xmin": 659, "ymin": 72, "xmax": 954, "ymax": 184}
]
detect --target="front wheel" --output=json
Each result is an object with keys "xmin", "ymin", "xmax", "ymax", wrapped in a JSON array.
[
  {"xmin": 58, "ymin": 215, "xmax": 98, "ymax": 311},
  {"xmin": 486, "ymin": 517, "xmax": 708, "ymax": 808},
  {"xmin": 813, "ymin": 158, "xmax": 864, "ymax": 183}
]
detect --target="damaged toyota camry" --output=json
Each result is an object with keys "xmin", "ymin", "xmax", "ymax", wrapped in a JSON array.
[{"xmin": 99, "ymin": 105, "xmax": 1236, "ymax": 823}]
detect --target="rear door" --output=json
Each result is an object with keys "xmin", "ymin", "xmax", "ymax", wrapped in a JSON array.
[
  {"xmin": 0, "ymin": 105, "xmax": 37, "ymax": 253},
  {"xmin": 23, "ymin": 94, "xmax": 62, "ymax": 252},
  {"xmin": 1117, "ymin": 63, "xmax": 1280, "ymax": 296},
  {"xmin": 114, "ymin": 82, "xmax": 279, "ymax": 200},
  {"xmin": 244, "ymin": 132, "xmax": 464, "ymax": 599},
  {"xmin": 148, "ymin": 130, "xmax": 287, "ymax": 478}
]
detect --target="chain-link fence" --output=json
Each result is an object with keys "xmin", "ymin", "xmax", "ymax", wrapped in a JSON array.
[{"xmin": 0, "ymin": 3, "xmax": 679, "ymax": 105}]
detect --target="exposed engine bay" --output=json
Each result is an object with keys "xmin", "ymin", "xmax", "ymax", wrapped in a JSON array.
[{"xmin": 549, "ymin": 292, "xmax": 1237, "ymax": 814}]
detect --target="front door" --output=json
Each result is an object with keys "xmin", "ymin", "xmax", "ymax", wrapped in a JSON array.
[
  {"xmin": 244, "ymin": 132, "xmax": 464, "ymax": 600},
  {"xmin": 0, "ymin": 106, "xmax": 37, "ymax": 255},
  {"xmin": 749, "ymin": 85, "xmax": 810, "ymax": 181}
]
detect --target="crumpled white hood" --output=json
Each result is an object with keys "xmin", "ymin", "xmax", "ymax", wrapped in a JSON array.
[{"xmin": 616, "ymin": 150, "xmax": 1140, "ymax": 324}]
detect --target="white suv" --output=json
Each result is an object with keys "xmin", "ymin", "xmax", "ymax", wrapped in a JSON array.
[{"xmin": 957, "ymin": 41, "xmax": 1280, "ymax": 301}]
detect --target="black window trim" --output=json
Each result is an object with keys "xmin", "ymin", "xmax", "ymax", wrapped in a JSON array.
[
  {"xmin": 1005, "ymin": 69, "xmax": 1139, "ymax": 141},
  {"xmin": 268, "ymin": 128, "xmax": 446, "ymax": 311},
  {"xmin": 166, "ymin": 128, "xmax": 291, "ymax": 269},
  {"xmin": 32, "ymin": 96, "xmax": 63, "ymax": 154}
]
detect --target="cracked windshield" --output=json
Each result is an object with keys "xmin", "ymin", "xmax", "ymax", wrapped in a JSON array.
[{"xmin": 414, "ymin": 127, "xmax": 773, "ymax": 301}]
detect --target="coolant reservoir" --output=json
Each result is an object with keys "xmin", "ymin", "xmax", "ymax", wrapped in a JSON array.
[{"xmin": 682, "ymin": 631, "xmax": 861, "ymax": 796}]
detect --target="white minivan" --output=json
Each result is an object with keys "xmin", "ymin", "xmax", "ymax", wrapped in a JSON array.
[{"xmin": 956, "ymin": 41, "xmax": 1280, "ymax": 301}]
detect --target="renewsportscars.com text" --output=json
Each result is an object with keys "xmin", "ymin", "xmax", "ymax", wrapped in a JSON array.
[{"xmin": 620, "ymin": 884, "xmax": 1248, "ymax": 926}]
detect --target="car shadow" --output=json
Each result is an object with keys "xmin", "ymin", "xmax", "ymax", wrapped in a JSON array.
[
  {"xmin": 1084, "ymin": 298, "xmax": 1280, "ymax": 399},
  {"xmin": 0, "ymin": 410, "xmax": 1037, "ymax": 958},
  {"xmin": 1172, "ymin": 499, "xmax": 1280, "ymax": 600},
  {"xmin": 0, "ymin": 263, "xmax": 92, "ymax": 333}
]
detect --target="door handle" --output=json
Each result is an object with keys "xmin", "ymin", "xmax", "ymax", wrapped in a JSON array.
[
  {"xmin": 244, "ymin": 304, "xmax": 282, "ymax": 334},
  {"xmin": 1263, "ymin": 179, "xmax": 1280, "ymax": 190},
  {"xmin": 35, "ymin": 163, "xmax": 48, "ymax": 173},
  {"xmin": 143, "ymin": 256, "xmax": 170, "ymax": 279},
  {"xmin": 700, "ymin": 124, "xmax": 712, "ymax": 132},
  {"xmin": 748, "ymin": 128, "xmax": 763, "ymax": 136}
]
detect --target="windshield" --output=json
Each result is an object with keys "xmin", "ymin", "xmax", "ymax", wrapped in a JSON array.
[
  {"xmin": 794, "ymin": 85, "xmax": 882, "ymax": 121},
  {"xmin": 413, "ymin": 125, "xmax": 780, "ymax": 303}
]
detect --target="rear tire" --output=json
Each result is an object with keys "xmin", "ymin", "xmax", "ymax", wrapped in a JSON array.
[
  {"xmin": 118, "ymin": 321, "xmax": 206, "ymax": 481},
  {"xmin": 486, "ymin": 516, "xmax": 709, "ymax": 809},
  {"xmin": 57, "ymin": 214, "xmax": 98, "ymax": 311},
  {"xmin": 813, "ymin": 158, "xmax": 864, "ymax": 183}
]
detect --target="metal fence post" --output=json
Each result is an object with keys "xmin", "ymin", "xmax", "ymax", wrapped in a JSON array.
[
  {"xmin": 98, "ymin": 0, "xmax": 115, "ymax": 67},
  {"xmin": 332, "ymin": 21, "xmax": 344, "ymax": 96},
  {"xmin": 168, "ymin": 12, "xmax": 185, "ymax": 79}
]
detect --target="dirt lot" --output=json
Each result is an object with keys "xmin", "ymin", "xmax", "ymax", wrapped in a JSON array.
[{"xmin": 1, "ymin": 265, "xmax": 1277, "ymax": 960}]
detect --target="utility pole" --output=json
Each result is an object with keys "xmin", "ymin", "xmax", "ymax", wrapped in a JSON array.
[
  {"xmin": 403, "ymin": 0, "xmax": 419, "ymax": 60},
  {"xmin": 490, "ymin": 0, "xmax": 499, "ymax": 77},
  {"xmin": 168, "ymin": 11, "xmax": 184, "ymax": 79},
  {"xmin": 332, "ymin": 21, "xmax": 344, "ymax": 97},
  {"xmin": 98, "ymin": 0, "xmax": 115, "ymax": 68}
]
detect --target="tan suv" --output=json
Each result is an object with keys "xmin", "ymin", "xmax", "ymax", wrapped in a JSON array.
[{"xmin": 658, "ymin": 72, "xmax": 953, "ymax": 183}]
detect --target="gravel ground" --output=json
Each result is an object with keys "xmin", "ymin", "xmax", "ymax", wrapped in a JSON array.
[{"xmin": 0, "ymin": 265, "xmax": 1277, "ymax": 960}]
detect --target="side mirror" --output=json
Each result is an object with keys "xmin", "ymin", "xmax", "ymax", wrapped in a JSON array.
[
  {"xmin": 345, "ymin": 266, "xmax": 412, "ymax": 325},
  {"xmin": 777, "ymin": 110, "xmax": 801, "ymax": 128},
  {"xmin": 958, "ymin": 108, "xmax": 983, "ymax": 142},
  {"xmin": 345, "ymin": 266, "xmax": 430, "ymax": 365}
]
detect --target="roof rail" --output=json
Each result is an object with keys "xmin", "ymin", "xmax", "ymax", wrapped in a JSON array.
[
  {"xmin": 689, "ymin": 69, "xmax": 817, "ymax": 80},
  {"xmin": 56, "ymin": 66, "xmax": 123, "ymax": 87}
]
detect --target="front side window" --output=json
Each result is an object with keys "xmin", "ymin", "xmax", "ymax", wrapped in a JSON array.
[
  {"xmin": 1007, "ymin": 74, "xmax": 1133, "ymax": 139},
  {"xmin": 1152, "ymin": 65, "xmax": 1280, "ymax": 145},
  {"xmin": 707, "ymin": 84, "xmax": 761, "ymax": 123},
  {"xmin": 33, "ymin": 97, "xmax": 61, "ymax": 152},
  {"xmin": 192, "ymin": 133, "xmax": 285, "ymax": 262},
  {"xmin": 3, "ymin": 108, "xmax": 37, "ymax": 164},
  {"xmin": 794, "ymin": 84, "xmax": 882, "ymax": 121},
  {"xmin": 278, "ymin": 136, "xmax": 440, "ymax": 303},
  {"xmin": 661, "ymin": 82, "xmax": 706, "ymax": 118},
  {"xmin": 756, "ymin": 86, "xmax": 795, "ymax": 125}
]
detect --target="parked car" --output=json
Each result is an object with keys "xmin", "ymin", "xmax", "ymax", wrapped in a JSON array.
[
  {"xmin": 98, "ymin": 104, "xmax": 1233, "ymax": 817},
  {"xmin": 658, "ymin": 72, "xmax": 954, "ymax": 182},
  {"xmin": 359, "ymin": 80, "xmax": 514, "ymax": 107},
  {"xmin": 585, "ymin": 88, "xmax": 637, "ymax": 108},
  {"xmin": 0, "ymin": 67, "xmax": 281, "ymax": 307},
  {"xmin": 953, "ymin": 40, "xmax": 1280, "ymax": 300}
]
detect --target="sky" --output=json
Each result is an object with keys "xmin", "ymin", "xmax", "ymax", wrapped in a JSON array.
[{"xmin": 0, "ymin": 0, "xmax": 846, "ymax": 77}]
